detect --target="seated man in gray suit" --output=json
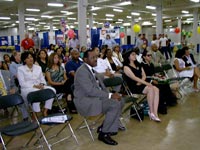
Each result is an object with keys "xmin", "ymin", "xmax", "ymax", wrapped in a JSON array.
[{"xmin": 74, "ymin": 49, "xmax": 124, "ymax": 146}]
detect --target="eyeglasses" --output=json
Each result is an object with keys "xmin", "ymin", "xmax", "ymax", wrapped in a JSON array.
[{"xmin": 147, "ymin": 54, "xmax": 152, "ymax": 57}]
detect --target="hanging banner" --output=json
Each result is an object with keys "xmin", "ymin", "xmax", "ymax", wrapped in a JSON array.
[{"xmin": 99, "ymin": 28, "xmax": 119, "ymax": 40}]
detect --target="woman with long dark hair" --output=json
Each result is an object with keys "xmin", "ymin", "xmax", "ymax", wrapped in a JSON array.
[{"xmin": 123, "ymin": 48, "xmax": 160, "ymax": 122}]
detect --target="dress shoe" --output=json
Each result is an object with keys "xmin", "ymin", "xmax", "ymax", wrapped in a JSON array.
[
  {"xmin": 109, "ymin": 132, "xmax": 118, "ymax": 136},
  {"xmin": 98, "ymin": 132, "xmax": 118, "ymax": 145},
  {"xmin": 118, "ymin": 125, "xmax": 126, "ymax": 131},
  {"xmin": 148, "ymin": 112, "xmax": 161, "ymax": 122}
]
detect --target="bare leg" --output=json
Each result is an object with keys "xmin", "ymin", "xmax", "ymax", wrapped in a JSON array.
[
  {"xmin": 193, "ymin": 75, "xmax": 198, "ymax": 89},
  {"xmin": 152, "ymin": 86, "xmax": 159, "ymax": 117},
  {"xmin": 143, "ymin": 86, "xmax": 154, "ymax": 114}
]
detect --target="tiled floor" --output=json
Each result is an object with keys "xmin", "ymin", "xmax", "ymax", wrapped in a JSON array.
[{"xmin": 1, "ymin": 90, "xmax": 200, "ymax": 150}]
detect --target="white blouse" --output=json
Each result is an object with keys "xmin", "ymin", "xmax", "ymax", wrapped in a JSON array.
[{"xmin": 17, "ymin": 64, "xmax": 46, "ymax": 89}]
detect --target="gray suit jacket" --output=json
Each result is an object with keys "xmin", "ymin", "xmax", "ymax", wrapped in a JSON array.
[{"xmin": 74, "ymin": 63, "xmax": 109, "ymax": 117}]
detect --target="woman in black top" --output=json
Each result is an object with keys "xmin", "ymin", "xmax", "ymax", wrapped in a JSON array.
[
  {"xmin": 36, "ymin": 49, "xmax": 48, "ymax": 75},
  {"xmin": 141, "ymin": 50, "xmax": 177, "ymax": 114},
  {"xmin": 123, "ymin": 48, "xmax": 160, "ymax": 122}
]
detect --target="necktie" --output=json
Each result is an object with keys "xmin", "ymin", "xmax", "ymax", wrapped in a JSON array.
[{"xmin": 0, "ymin": 77, "xmax": 7, "ymax": 96}]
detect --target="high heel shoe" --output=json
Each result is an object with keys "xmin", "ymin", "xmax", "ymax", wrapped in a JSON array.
[{"xmin": 148, "ymin": 112, "xmax": 161, "ymax": 122}]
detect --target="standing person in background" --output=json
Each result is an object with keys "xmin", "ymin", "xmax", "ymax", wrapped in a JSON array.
[
  {"xmin": 159, "ymin": 34, "xmax": 169, "ymax": 60},
  {"xmin": 165, "ymin": 35, "xmax": 172, "ymax": 59},
  {"xmin": 32, "ymin": 32, "xmax": 40, "ymax": 53},
  {"xmin": 151, "ymin": 34, "xmax": 160, "ymax": 48},
  {"xmin": 142, "ymin": 34, "xmax": 148, "ymax": 47},
  {"xmin": 135, "ymin": 34, "xmax": 144, "ymax": 53},
  {"xmin": 69, "ymin": 34, "xmax": 80, "ymax": 50},
  {"xmin": 102, "ymin": 34, "xmax": 116, "ymax": 48},
  {"xmin": 21, "ymin": 33, "xmax": 34, "ymax": 51},
  {"xmin": 86, "ymin": 35, "xmax": 91, "ymax": 49}
]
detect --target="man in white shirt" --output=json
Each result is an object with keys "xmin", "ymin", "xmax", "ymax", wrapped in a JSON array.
[
  {"xmin": 69, "ymin": 34, "xmax": 80, "ymax": 50},
  {"xmin": 159, "ymin": 34, "xmax": 169, "ymax": 60}
]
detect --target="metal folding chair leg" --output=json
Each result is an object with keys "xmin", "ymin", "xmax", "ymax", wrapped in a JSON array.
[{"xmin": 84, "ymin": 118, "xmax": 95, "ymax": 141}]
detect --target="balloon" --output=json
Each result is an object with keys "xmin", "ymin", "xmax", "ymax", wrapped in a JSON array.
[
  {"xmin": 197, "ymin": 26, "xmax": 200, "ymax": 34},
  {"xmin": 132, "ymin": 24, "xmax": 141, "ymax": 33},
  {"xmin": 174, "ymin": 27, "xmax": 180, "ymax": 34},
  {"xmin": 67, "ymin": 29, "xmax": 75, "ymax": 38},
  {"xmin": 104, "ymin": 22, "xmax": 110, "ymax": 28},
  {"xmin": 120, "ymin": 32, "xmax": 125, "ymax": 38}
]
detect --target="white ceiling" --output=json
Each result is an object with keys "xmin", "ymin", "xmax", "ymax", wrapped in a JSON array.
[{"xmin": 0, "ymin": 0, "xmax": 199, "ymax": 31}]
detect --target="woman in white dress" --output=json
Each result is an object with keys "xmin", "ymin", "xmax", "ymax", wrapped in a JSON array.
[
  {"xmin": 174, "ymin": 49, "xmax": 200, "ymax": 91},
  {"xmin": 17, "ymin": 52, "xmax": 56, "ymax": 116}
]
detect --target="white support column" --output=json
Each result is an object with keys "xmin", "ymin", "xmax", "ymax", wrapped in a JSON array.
[
  {"xmin": 18, "ymin": 1, "xmax": 25, "ymax": 52},
  {"xmin": 192, "ymin": 8, "xmax": 199, "ymax": 52},
  {"xmin": 156, "ymin": 4, "xmax": 163, "ymax": 36},
  {"xmin": 78, "ymin": 0, "xmax": 88, "ymax": 47},
  {"xmin": 131, "ymin": 16, "xmax": 136, "ymax": 44},
  {"xmin": 88, "ymin": 12, "xmax": 93, "ymax": 38},
  {"xmin": 177, "ymin": 18, "xmax": 182, "ymax": 44}
]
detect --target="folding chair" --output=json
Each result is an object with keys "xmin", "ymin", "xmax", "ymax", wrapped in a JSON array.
[
  {"xmin": 71, "ymin": 84, "xmax": 99, "ymax": 142},
  {"xmin": 27, "ymin": 89, "xmax": 78, "ymax": 150},
  {"xmin": 121, "ymin": 76, "xmax": 146, "ymax": 122},
  {"xmin": 0, "ymin": 94, "xmax": 42, "ymax": 150}
]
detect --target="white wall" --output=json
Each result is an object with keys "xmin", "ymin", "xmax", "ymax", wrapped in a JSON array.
[{"xmin": 0, "ymin": 27, "xmax": 18, "ymax": 36}]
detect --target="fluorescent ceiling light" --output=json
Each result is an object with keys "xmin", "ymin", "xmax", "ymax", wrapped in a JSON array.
[
  {"xmin": 142, "ymin": 21, "xmax": 152, "ymax": 26},
  {"xmin": 39, "ymin": 22, "xmax": 46, "ymax": 24},
  {"xmin": 146, "ymin": 5, "xmax": 156, "ymax": 10},
  {"xmin": 2, "ymin": 0, "xmax": 13, "ymax": 1},
  {"xmin": 60, "ymin": 11, "xmax": 74, "ymax": 15},
  {"xmin": 26, "ymin": 8, "xmax": 40, "ymax": 12},
  {"xmin": 47, "ymin": 3, "xmax": 63, "ymax": 7},
  {"xmin": 52, "ymin": 19, "xmax": 60, "ymax": 22},
  {"xmin": 138, "ymin": 17, "xmax": 142, "ymax": 20},
  {"xmin": 0, "ymin": 17, "xmax": 11, "ymax": 20},
  {"xmin": 123, "ymin": 23, "xmax": 131, "ymax": 26},
  {"xmin": 119, "ymin": 1, "xmax": 131, "ymax": 6},
  {"xmin": 68, "ymin": 17, "xmax": 76, "ymax": 20},
  {"xmin": 106, "ymin": 14, "xmax": 114, "ymax": 17},
  {"xmin": 113, "ymin": 9, "xmax": 123, "ymax": 12},
  {"xmin": 190, "ymin": 0, "xmax": 199, "ymax": 2},
  {"xmin": 70, "ymin": 25, "xmax": 75, "ymax": 28},
  {"xmin": 152, "ymin": 13, "xmax": 156, "ymax": 16},
  {"xmin": 106, "ymin": 18, "xmax": 113, "ymax": 21},
  {"xmin": 11, "ymin": 23, "xmax": 16, "ymax": 26},
  {"xmin": 152, "ymin": 26, "xmax": 156, "ymax": 28},
  {"xmin": 28, "ymin": 27, "xmax": 35, "ymax": 31},
  {"xmin": 118, "ymin": 19, "xmax": 123, "ymax": 21},
  {"xmin": 98, "ymin": 22, "xmax": 103, "ymax": 25},
  {"xmin": 116, "ymin": 22, "xmax": 122, "ymax": 24},
  {"xmin": 131, "ymin": 12, "xmax": 140, "ymax": 16},
  {"xmin": 25, "ymin": 17, "xmax": 36, "ymax": 21},
  {"xmin": 164, "ymin": 19, "xmax": 171, "ymax": 22},
  {"xmin": 92, "ymin": 13, "xmax": 97, "ymax": 15},
  {"xmin": 91, "ymin": 6, "xmax": 101, "ymax": 11},
  {"xmin": 41, "ymin": 15, "xmax": 53, "ymax": 19},
  {"xmin": 127, "ymin": 16, "xmax": 131, "ymax": 19},
  {"xmin": 182, "ymin": 10, "xmax": 189, "ymax": 14},
  {"xmin": 74, "ymin": 22, "xmax": 78, "ymax": 24},
  {"xmin": 16, "ymin": 21, "xmax": 19, "ymax": 23},
  {"xmin": 187, "ymin": 18, "xmax": 193, "ymax": 20}
]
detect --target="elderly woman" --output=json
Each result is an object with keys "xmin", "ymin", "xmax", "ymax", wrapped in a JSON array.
[
  {"xmin": 17, "ymin": 52, "xmax": 55, "ymax": 117},
  {"xmin": 123, "ymin": 48, "xmax": 160, "ymax": 122}
]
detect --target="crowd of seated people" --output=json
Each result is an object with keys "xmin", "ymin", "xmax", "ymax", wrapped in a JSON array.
[{"xmin": 2, "ymin": 40, "xmax": 199, "ymax": 147}]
